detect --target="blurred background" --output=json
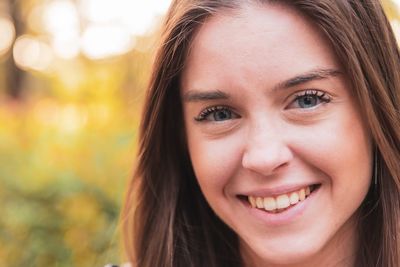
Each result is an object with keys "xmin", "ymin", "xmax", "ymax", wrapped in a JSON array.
[{"xmin": 0, "ymin": 0, "xmax": 399, "ymax": 266}]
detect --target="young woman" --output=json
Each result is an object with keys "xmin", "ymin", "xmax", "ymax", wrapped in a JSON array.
[{"xmin": 122, "ymin": 1, "xmax": 400, "ymax": 266}]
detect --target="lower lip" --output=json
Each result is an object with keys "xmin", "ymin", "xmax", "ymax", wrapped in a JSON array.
[{"xmin": 241, "ymin": 187, "xmax": 320, "ymax": 226}]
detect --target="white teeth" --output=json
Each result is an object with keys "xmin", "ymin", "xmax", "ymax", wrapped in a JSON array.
[
  {"xmin": 248, "ymin": 196, "xmax": 256, "ymax": 208},
  {"xmin": 247, "ymin": 186, "xmax": 313, "ymax": 212},
  {"xmin": 276, "ymin": 195, "xmax": 290, "ymax": 209},
  {"xmin": 305, "ymin": 187, "xmax": 311, "ymax": 196},
  {"xmin": 299, "ymin": 189, "xmax": 306, "ymax": 201},
  {"xmin": 263, "ymin": 197, "xmax": 276, "ymax": 211},
  {"xmin": 289, "ymin": 192, "xmax": 299, "ymax": 204},
  {"xmin": 256, "ymin": 197, "xmax": 264, "ymax": 209}
]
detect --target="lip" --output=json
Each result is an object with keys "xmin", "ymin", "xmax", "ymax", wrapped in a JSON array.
[
  {"xmin": 240, "ymin": 183, "xmax": 317, "ymax": 198},
  {"xmin": 239, "ymin": 184, "xmax": 321, "ymax": 226}
]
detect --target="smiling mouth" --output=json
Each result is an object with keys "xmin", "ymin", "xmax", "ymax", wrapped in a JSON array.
[{"xmin": 240, "ymin": 184, "xmax": 321, "ymax": 214}]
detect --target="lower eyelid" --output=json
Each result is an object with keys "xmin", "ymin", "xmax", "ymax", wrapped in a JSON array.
[
  {"xmin": 194, "ymin": 113, "xmax": 241, "ymax": 122},
  {"xmin": 196, "ymin": 119, "xmax": 242, "ymax": 136}
]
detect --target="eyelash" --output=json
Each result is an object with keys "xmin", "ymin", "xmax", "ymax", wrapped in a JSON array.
[
  {"xmin": 292, "ymin": 89, "xmax": 331, "ymax": 105},
  {"xmin": 194, "ymin": 89, "xmax": 331, "ymax": 122},
  {"xmin": 194, "ymin": 106, "xmax": 231, "ymax": 121}
]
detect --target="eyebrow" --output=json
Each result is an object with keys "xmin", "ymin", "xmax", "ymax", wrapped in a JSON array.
[
  {"xmin": 183, "ymin": 89, "xmax": 229, "ymax": 102},
  {"xmin": 182, "ymin": 68, "xmax": 342, "ymax": 102},
  {"xmin": 273, "ymin": 68, "xmax": 342, "ymax": 91}
]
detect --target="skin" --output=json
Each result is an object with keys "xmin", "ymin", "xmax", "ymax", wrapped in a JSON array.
[{"xmin": 181, "ymin": 3, "xmax": 372, "ymax": 267}]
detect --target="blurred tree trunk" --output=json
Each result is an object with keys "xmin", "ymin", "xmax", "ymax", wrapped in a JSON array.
[{"xmin": 5, "ymin": 0, "xmax": 25, "ymax": 99}]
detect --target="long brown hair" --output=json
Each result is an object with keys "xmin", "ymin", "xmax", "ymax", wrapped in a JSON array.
[{"xmin": 122, "ymin": 1, "xmax": 400, "ymax": 266}]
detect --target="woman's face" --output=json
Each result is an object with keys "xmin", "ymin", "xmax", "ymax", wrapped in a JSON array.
[{"xmin": 181, "ymin": 3, "xmax": 372, "ymax": 266}]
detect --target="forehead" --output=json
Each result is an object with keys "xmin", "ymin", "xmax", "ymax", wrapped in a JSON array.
[{"xmin": 181, "ymin": 3, "xmax": 340, "ymax": 92}]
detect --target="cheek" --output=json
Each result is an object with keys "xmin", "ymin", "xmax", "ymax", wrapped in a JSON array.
[
  {"xmin": 186, "ymin": 130, "xmax": 243, "ymax": 197},
  {"xmin": 292, "ymin": 107, "xmax": 372, "ymax": 198},
  {"xmin": 332, "ymin": 117, "xmax": 372, "ymax": 202}
]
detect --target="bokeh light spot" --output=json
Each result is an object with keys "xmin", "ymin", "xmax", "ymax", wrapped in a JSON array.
[
  {"xmin": 0, "ymin": 16, "xmax": 16, "ymax": 57},
  {"xmin": 43, "ymin": 0, "xmax": 80, "ymax": 59},
  {"xmin": 43, "ymin": 0, "xmax": 79, "ymax": 35},
  {"xmin": 13, "ymin": 35, "xmax": 53, "ymax": 71},
  {"xmin": 81, "ymin": 25, "xmax": 133, "ymax": 59}
]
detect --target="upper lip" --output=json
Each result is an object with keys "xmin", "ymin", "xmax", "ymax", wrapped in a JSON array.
[{"xmin": 239, "ymin": 183, "xmax": 317, "ymax": 198}]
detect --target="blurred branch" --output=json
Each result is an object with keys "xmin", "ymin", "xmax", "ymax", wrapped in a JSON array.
[{"xmin": 5, "ymin": 0, "xmax": 25, "ymax": 99}]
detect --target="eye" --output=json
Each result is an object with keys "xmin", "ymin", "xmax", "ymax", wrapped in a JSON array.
[
  {"xmin": 194, "ymin": 106, "xmax": 240, "ymax": 122},
  {"xmin": 288, "ymin": 89, "xmax": 331, "ymax": 109}
]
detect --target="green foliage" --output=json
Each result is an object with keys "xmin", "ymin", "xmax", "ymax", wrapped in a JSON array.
[{"xmin": 0, "ymin": 51, "xmax": 151, "ymax": 266}]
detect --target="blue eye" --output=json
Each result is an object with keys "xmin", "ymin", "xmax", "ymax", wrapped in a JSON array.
[
  {"xmin": 291, "ymin": 90, "xmax": 331, "ymax": 109},
  {"xmin": 212, "ymin": 109, "xmax": 232, "ymax": 121},
  {"xmin": 297, "ymin": 95, "xmax": 319, "ymax": 108},
  {"xmin": 195, "ymin": 106, "xmax": 239, "ymax": 122}
]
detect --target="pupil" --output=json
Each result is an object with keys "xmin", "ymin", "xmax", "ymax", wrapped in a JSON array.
[
  {"xmin": 301, "ymin": 96, "xmax": 316, "ymax": 108},
  {"xmin": 214, "ymin": 110, "xmax": 230, "ymax": 121}
]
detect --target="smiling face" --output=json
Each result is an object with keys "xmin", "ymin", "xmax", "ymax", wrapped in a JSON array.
[{"xmin": 180, "ymin": 3, "xmax": 372, "ymax": 267}]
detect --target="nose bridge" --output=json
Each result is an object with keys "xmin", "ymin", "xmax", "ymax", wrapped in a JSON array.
[{"xmin": 242, "ymin": 117, "xmax": 293, "ymax": 175}]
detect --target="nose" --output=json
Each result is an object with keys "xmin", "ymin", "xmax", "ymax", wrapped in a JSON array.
[{"xmin": 242, "ymin": 122, "xmax": 293, "ymax": 176}]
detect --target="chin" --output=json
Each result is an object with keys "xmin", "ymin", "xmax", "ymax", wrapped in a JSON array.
[{"xmin": 241, "ymin": 236, "xmax": 326, "ymax": 266}]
